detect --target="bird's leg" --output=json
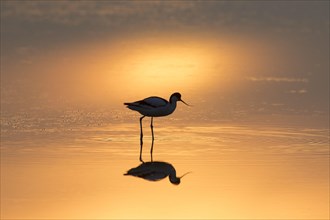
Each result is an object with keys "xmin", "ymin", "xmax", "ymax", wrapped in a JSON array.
[
  {"xmin": 150, "ymin": 117, "xmax": 154, "ymax": 162},
  {"xmin": 139, "ymin": 116, "xmax": 145, "ymax": 163}
]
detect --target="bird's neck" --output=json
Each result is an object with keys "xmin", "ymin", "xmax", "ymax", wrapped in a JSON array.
[
  {"xmin": 169, "ymin": 100, "xmax": 177, "ymax": 110},
  {"xmin": 168, "ymin": 169, "xmax": 178, "ymax": 182}
]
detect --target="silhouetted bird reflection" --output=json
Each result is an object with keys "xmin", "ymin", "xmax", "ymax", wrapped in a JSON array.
[{"xmin": 124, "ymin": 161, "xmax": 190, "ymax": 185}]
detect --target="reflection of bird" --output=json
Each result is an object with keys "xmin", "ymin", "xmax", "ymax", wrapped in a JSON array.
[
  {"xmin": 124, "ymin": 92, "xmax": 189, "ymax": 162},
  {"xmin": 124, "ymin": 161, "xmax": 190, "ymax": 185}
]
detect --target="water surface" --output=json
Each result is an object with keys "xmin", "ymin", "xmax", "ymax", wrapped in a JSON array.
[{"xmin": 1, "ymin": 111, "xmax": 329, "ymax": 219}]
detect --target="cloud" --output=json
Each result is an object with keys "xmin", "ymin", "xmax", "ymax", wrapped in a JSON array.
[
  {"xmin": 1, "ymin": 0, "xmax": 328, "ymax": 32},
  {"xmin": 0, "ymin": 1, "xmax": 196, "ymax": 26},
  {"xmin": 247, "ymin": 77, "xmax": 309, "ymax": 83},
  {"xmin": 15, "ymin": 46, "xmax": 37, "ymax": 55},
  {"xmin": 288, "ymin": 89, "xmax": 308, "ymax": 94}
]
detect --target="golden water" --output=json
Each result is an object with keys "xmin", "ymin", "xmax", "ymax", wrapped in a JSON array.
[{"xmin": 1, "ymin": 117, "xmax": 328, "ymax": 219}]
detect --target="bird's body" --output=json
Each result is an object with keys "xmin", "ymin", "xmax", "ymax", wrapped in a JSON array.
[
  {"xmin": 124, "ymin": 161, "xmax": 190, "ymax": 185},
  {"xmin": 124, "ymin": 92, "xmax": 188, "ymax": 162},
  {"xmin": 124, "ymin": 161, "xmax": 177, "ymax": 182},
  {"xmin": 124, "ymin": 93, "xmax": 187, "ymax": 117}
]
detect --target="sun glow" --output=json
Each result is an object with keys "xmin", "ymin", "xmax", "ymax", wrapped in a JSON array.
[
  {"xmin": 108, "ymin": 35, "xmax": 224, "ymax": 98},
  {"xmin": 20, "ymin": 33, "xmax": 256, "ymax": 106},
  {"xmin": 112, "ymin": 42, "xmax": 208, "ymax": 92}
]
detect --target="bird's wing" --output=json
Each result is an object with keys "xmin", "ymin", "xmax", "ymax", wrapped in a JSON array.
[
  {"xmin": 137, "ymin": 96, "xmax": 168, "ymax": 108},
  {"xmin": 124, "ymin": 165, "xmax": 168, "ymax": 181},
  {"xmin": 138, "ymin": 171, "xmax": 168, "ymax": 181},
  {"xmin": 124, "ymin": 164, "xmax": 153, "ymax": 176}
]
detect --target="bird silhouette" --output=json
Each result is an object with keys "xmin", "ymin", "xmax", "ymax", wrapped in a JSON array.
[{"xmin": 124, "ymin": 92, "xmax": 189, "ymax": 162}]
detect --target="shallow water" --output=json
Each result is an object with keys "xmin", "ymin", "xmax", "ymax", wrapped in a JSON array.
[{"xmin": 1, "ymin": 112, "xmax": 329, "ymax": 219}]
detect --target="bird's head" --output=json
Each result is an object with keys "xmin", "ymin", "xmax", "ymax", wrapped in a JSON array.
[
  {"xmin": 170, "ymin": 92, "xmax": 190, "ymax": 106},
  {"xmin": 169, "ymin": 172, "xmax": 191, "ymax": 185}
]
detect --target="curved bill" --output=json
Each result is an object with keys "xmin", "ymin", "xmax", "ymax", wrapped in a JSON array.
[
  {"xmin": 179, "ymin": 171, "xmax": 192, "ymax": 179},
  {"xmin": 180, "ymin": 99, "xmax": 191, "ymax": 106}
]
